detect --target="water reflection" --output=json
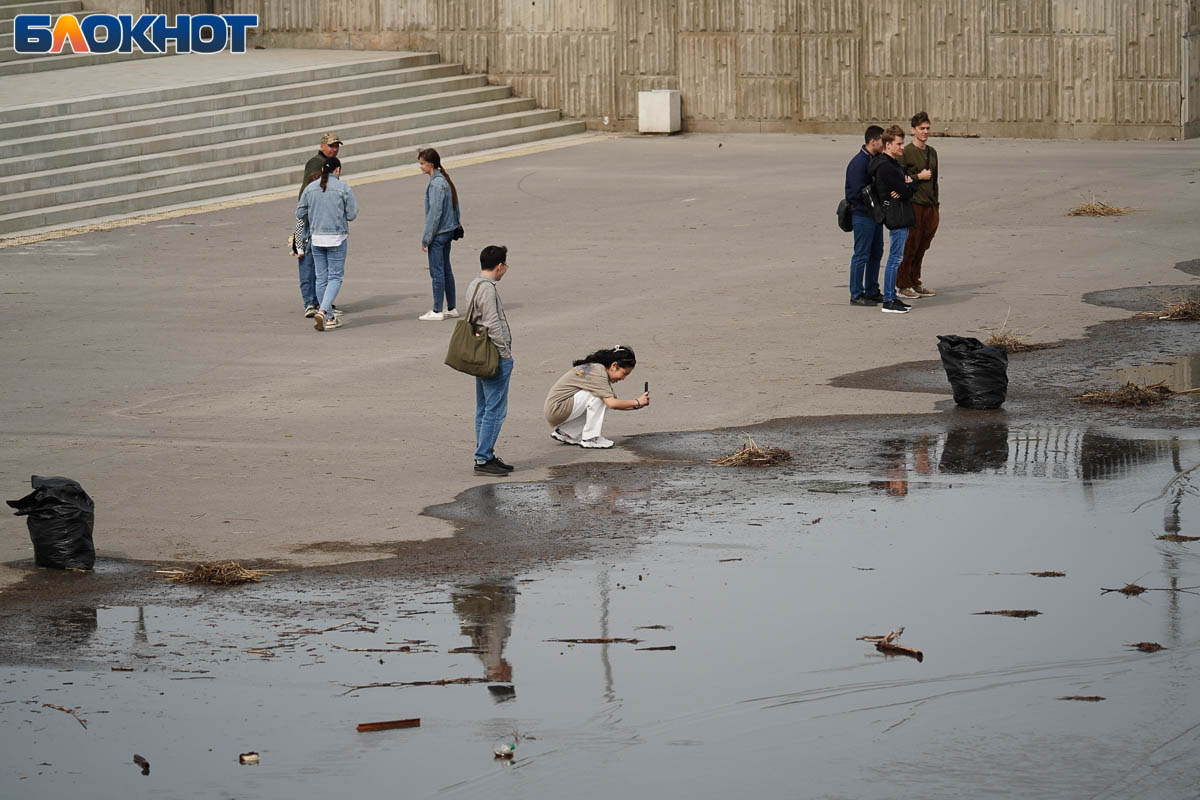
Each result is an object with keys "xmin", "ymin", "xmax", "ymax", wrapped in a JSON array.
[
  {"xmin": 938, "ymin": 423, "xmax": 1010, "ymax": 474},
  {"xmin": 1106, "ymin": 353, "xmax": 1200, "ymax": 391},
  {"xmin": 451, "ymin": 580, "xmax": 516, "ymax": 691}
]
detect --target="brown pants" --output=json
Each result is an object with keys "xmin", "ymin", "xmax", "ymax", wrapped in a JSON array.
[{"xmin": 897, "ymin": 203, "xmax": 939, "ymax": 290}]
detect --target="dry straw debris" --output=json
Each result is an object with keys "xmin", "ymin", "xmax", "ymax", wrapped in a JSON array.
[
  {"xmin": 1157, "ymin": 534, "xmax": 1200, "ymax": 542},
  {"xmin": 983, "ymin": 309, "xmax": 1054, "ymax": 353},
  {"xmin": 1075, "ymin": 382, "xmax": 1175, "ymax": 408},
  {"xmin": 1134, "ymin": 295, "xmax": 1200, "ymax": 321},
  {"xmin": 1125, "ymin": 641, "xmax": 1166, "ymax": 653},
  {"xmin": 1067, "ymin": 195, "xmax": 1128, "ymax": 217},
  {"xmin": 710, "ymin": 435, "xmax": 792, "ymax": 467},
  {"xmin": 157, "ymin": 561, "xmax": 280, "ymax": 585}
]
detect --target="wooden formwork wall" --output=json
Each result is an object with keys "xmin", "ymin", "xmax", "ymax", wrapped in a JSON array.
[{"xmin": 146, "ymin": 0, "xmax": 1200, "ymax": 139}]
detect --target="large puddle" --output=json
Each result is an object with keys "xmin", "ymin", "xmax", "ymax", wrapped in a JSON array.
[{"xmin": 2, "ymin": 424, "xmax": 1198, "ymax": 798}]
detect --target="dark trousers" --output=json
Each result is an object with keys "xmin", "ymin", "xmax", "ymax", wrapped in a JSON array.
[{"xmin": 897, "ymin": 203, "xmax": 939, "ymax": 289}]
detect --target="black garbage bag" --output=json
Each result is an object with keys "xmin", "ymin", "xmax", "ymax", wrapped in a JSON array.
[
  {"xmin": 7, "ymin": 476, "xmax": 95, "ymax": 570},
  {"xmin": 936, "ymin": 335, "xmax": 1009, "ymax": 410}
]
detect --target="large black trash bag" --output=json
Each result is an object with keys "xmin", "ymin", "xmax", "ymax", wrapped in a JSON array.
[
  {"xmin": 7, "ymin": 476, "xmax": 95, "ymax": 570},
  {"xmin": 937, "ymin": 335, "xmax": 1009, "ymax": 410}
]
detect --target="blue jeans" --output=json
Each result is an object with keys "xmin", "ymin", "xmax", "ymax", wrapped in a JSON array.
[
  {"xmin": 882, "ymin": 227, "xmax": 909, "ymax": 302},
  {"xmin": 298, "ymin": 250, "xmax": 317, "ymax": 308},
  {"xmin": 313, "ymin": 240, "xmax": 347, "ymax": 312},
  {"xmin": 849, "ymin": 213, "xmax": 883, "ymax": 299},
  {"xmin": 474, "ymin": 356, "xmax": 513, "ymax": 464},
  {"xmin": 427, "ymin": 232, "xmax": 456, "ymax": 313}
]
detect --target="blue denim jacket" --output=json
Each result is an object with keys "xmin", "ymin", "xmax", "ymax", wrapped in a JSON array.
[
  {"xmin": 422, "ymin": 171, "xmax": 461, "ymax": 247},
  {"xmin": 297, "ymin": 174, "xmax": 358, "ymax": 241}
]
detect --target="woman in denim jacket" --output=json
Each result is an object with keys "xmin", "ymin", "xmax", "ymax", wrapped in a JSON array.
[
  {"xmin": 297, "ymin": 157, "xmax": 358, "ymax": 331},
  {"xmin": 417, "ymin": 147, "xmax": 462, "ymax": 321}
]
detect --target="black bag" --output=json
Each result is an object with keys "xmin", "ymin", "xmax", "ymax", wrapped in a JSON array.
[
  {"xmin": 451, "ymin": 225, "xmax": 464, "ymax": 241},
  {"xmin": 936, "ymin": 335, "xmax": 1009, "ymax": 410},
  {"xmin": 7, "ymin": 476, "xmax": 96, "ymax": 570},
  {"xmin": 836, "ymin": 199, "xmax": 853, "ymax": 233},
  {"xmin": 860, "ymin": 186, "xmax": 885, "ymax": 225},
  {"xmin": 882, "ymin": 196, "xmax": 915, "ymax": 230}
]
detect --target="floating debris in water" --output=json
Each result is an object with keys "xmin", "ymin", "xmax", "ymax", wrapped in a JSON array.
[
  {"xmin": 710, "ymin": 435, "xmax": 791, "ymax": 467},
  {"xmin": 1059, "ymin": 695, "xmax": 1105, "ymax": 702},
  {"xmin": 1076, "ymin": 382, "xmax": 1174, "ymax": 408},
  {"xmin": 974, "ymin": 610, "xmax": 1042, "ymax": 618},
  {"xmin": 1156, "ymin": 534, "xmax": 1200, "ymax": 542},
  {"xmin": 1125, "ymin": 641, "xmax": 1166, "ymax": 653},
  {"xmin": 157, "ymin": 561, "xmax": 282, "ymax": 585},
  {"xmin": 857, "ymin": 627, "xmax": 923, "ymax": 662},
  {"xmin": 1029, "ymin": 571, "xmax": 1066, "ymax": 578}
]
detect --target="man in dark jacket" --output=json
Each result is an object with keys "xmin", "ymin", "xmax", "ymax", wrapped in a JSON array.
[
  {"xmin": 868, "ymin": 125, "xmax": 915, "ymax": 314},
  {"xmin": 844, "ymin": 125, "xmax": 885, "ymax": 306},
  {"xmin": 897, "ymin": 111, "xmax": 939, "ymax": 299},
  {"xmin": 294, "ymin": 132, "xmax": 342, "ymax": 317}
]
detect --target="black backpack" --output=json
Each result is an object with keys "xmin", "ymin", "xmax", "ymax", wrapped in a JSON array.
[{"xmin": 836, "ymin": 199, "xmax": 853, "ymax": 232}]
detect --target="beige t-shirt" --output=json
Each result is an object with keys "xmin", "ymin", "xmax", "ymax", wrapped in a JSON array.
[{"xmin": 543, "ymin": 363, "xmax": 616, "ymax": 426}]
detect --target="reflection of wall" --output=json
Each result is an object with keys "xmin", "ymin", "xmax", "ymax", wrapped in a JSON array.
[{"xmin": 143, "ymin": 0, "xmax": 1197, "ymax": 139}]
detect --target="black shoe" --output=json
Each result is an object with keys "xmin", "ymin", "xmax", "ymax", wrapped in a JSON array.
[
  {"xmin": 850, "ymin": 296, "xmax": 878, "ymax": 306},
  {"xmin": 474, "ymin": 459, "xmax": 509, "ymax": 476},
  {"xmin": 492, "ymin": 456, "xmax": 515, "ymax": 472},
  {"xmin": 881, "ymin": 299, "xmax": 911, "ymax": 314},
  {"xmin": 865, "ymin": 293, "xmax": 884, "ymax": 303}
]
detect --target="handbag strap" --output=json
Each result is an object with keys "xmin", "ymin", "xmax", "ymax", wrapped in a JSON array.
[{"xmin": 463, "ymin": 280, "xmax": 487, "ymax": 325}]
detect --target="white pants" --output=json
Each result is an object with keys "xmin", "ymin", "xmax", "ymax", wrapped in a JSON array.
[{"xmin": 558, "ymin": 390, "xmax": 607, "ymax": 440}]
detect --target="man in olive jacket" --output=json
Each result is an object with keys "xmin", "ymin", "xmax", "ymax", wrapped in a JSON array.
[
  {"xmin": 897, "ymin": 112, "xmax": 938, "ymax": 299},
  {"xmin": 294, "ymin": 132, "xmax": 343, "ymax": 316}
]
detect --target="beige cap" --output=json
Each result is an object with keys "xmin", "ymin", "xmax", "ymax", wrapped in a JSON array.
[{"xmin": 320, "ymin": 132, "xmax": 343, "ymax": 146}]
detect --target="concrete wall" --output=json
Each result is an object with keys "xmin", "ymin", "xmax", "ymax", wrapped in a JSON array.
[{"xmin": 144, "ymin": 0, "xmax": 1199, "ymax": 139}]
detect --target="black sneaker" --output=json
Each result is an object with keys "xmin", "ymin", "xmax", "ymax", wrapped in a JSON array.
[
  {"xmin": 492, "ymin": 456, "xmax": 515, "ymax": 472},
  {"xmin": 474, "ymin": 459, "xmax": 509, "ymax": 476},
  {"xmin": 866, "ymin": 293, "xmax": 884, "ymax": 303},
  {"xmin": 881, "ymin": 299, "xmax": 911, "ymax": 314},
  {"xmin": 850, "ymin": 296, "xmax": 878, "ymax": 306}
]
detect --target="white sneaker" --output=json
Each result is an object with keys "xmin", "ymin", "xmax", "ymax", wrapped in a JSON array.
[
  {"xmin": 443, "ymin": 308, "xmax": 460, "ymax": 318},
  {"xmin": 418, "ymin": 310, "xmax": 445, "ymax": 321},
  {"xmin": 580, "ymin": 436, "xmax": 615, "ymax": 449},
  {"xmin": 551, "ymin": 427, "xmax": 581, "ymax": 446}
]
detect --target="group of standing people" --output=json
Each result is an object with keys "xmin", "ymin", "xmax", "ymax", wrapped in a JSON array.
[
  {"xmin": 844, "ymin": 112, "xmax": 941, "ymax": 314},
  {"xmin": 288, "ymin": 133, "xmax": 650, "ymax": 477}
]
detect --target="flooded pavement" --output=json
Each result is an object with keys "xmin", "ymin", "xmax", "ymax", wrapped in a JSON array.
[{"xmin": 1, "ymin": 418, "xmax": 1198, "ymax": 799}]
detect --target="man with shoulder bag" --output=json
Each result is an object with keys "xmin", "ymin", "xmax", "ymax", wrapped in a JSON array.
[
  {"xmin": 464, "ymin": 245, "xmax": 515, "ymax": 476},
  {"xmin": 843, "ymin": 126, "xmax": 886, "ymax": 306},
  {"xmin": 867, "ymin": 125, "xmax": 916, "ymax": 314}
]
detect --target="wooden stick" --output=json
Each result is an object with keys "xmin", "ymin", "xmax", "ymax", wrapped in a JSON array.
[
  {"xmin": 357, "ymin": 718, "xmax": 420, "ymax": 732},
  {"xmin": 42, "ymin": 703, "xmax": 86, "ymax": 728},
  {"xmin": 545, "ymin": 637, "xmax": 642, "ymax": 644}
]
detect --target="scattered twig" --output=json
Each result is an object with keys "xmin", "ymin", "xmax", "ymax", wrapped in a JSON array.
[
  {"xmin": 635, "ymin": 624, "xmax": 670, "ymax": 630},
  {"xmin": 356, "ymin": 718, "xmax": 420, "ymax": 732},
  {"xmin": 330, "ymin": 643, "xmax": 419, "ymax": 653},
  {"xmin": 1133, "ymin": 294, "xmax": 1200, "ymax": 321},
  {"xmin": 132, "ymin": 754, "xmax": 150, "ymax": 775},
  {"xmin": 1101, "ymin": 583, "xmax": 1199, "ymax": 596},
  {"xmin": 857, "ymin": 627, "xmax": 923, "ymax": 662},
  {"xmin": 1157, "ymin": 534, "xmax": 1200, "ymax": 542},
  {"xmin": 710, "ymin": 435, "xmax": 791, "ymax": 467},
  {"xmin": 339, "ymin": 677, "xmax": 494, "ymax": 694},
  {"xmin": 1133, "ymin": 462, "xmax": 1200, "ymax": 512},
  {"xmin": 1075, "ymin": 382, "xmax": 1174, "ymax": 408},
  {"xmin": 991, "ymin": 570, "xmax": 1066, "ymax": 578},
  {"xmin": 41, "ymin": 703, "xmax": 86, "ymax": 728},
  {"xmin": 546, "ymin": 637, "xmax": 641, "ymax": 644},
  {"xmin": 156, "ymin": 561, "xmax": 282, "ymax": 585},
  {"xmin": 636, "ymin": 645, "xmax": 677, "ymax": 651},
  {"xmin": 719, "ymin": 558, "xmax": 743, "ymax": 563},
  {"xmin": 1067, "ymin": 194, "xmax": 1128, "ymax": 216},
  {"xmin": 1059, "ymin": 695, "xmax": 1105, "ymax": 702},
  {"xmin": 1125, "ymin": 641, "xmax": 1166, "ymax": 653},
  {"xmin": 974, "ymin": 610, "xmax": 1042, "ymax": 618}
]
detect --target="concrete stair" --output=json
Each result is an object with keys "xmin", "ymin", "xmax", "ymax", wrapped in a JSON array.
[
  {"xmin": 0, "ymin": 50, "xmax": 587, "ymax": 236},
  {"xmin": 0, "ymin": 0, "xmax": 160, "ymax": 74}
]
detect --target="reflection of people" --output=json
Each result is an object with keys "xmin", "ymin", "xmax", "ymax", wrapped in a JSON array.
[
  {"xmin": 417, "ymin": 147, "xmax": 462, "ymax": 322},
  {"xmin": 467, "ymin": 246, "xmax": 514, "ymax": 476},
  {"xmin": 544, "ymin": 346, "xmax": 650, "ymax": 450},
  {"xmin": 297, "ymin": 156, "xmax": 358, "ymax": 332},
  {"xmin": 452, "ymin": 581, "xmax": 516, "ymax": 683}
]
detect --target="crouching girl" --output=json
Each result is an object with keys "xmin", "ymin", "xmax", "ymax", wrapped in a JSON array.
[{"xmin": 544, "ymin": 346, "xmax": 650, "ymax": 449}]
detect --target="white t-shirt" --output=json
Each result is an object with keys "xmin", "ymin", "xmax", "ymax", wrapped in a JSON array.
[{"xmin": 311, "ymin": 233, "xmax": 348, "ymax": 248}]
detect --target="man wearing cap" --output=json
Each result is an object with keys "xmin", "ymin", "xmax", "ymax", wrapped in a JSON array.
[{"xmin": 293, "ymin": 132, "xmax": 343, "ymax": 317}]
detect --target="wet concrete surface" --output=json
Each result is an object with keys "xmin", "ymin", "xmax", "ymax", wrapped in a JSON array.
[{"xmin": 2, "ymin": 297, "xmax": 1200, "ymax": 798}]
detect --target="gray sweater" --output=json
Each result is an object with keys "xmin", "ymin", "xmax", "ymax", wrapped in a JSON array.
[{"xmin": 465, "ymin": 276, "xmax": 511, "ymax": 358}]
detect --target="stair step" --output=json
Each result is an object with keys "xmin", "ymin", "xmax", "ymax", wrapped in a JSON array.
[
  {"xmin": 1, "ymin": 101, "xmax": 548, "ymax": 213},
  {"xmin": 9, "ymin": 73, "xmax": 489, "ymax": 153},
  {"xmin": 0, "ymin": 50, "xmax": 162, "ymax": 73},
  {"xmin": 2, "ymin": 84, "xmax": 514, "ymax": 172},
  {"xmin": 0, "ymin": 63, "xmax": 466, "ymax": 139},
  {"xmin": 0, "ymin": 52, "xmax": 438, "ymax": 124},
  {"xmin": 0, "ymin": 0, "xmax": 81, "ymax": 15},
  {"xmin": 0, "ymin": 119, "xmax": 584, "ymax": 235}
]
